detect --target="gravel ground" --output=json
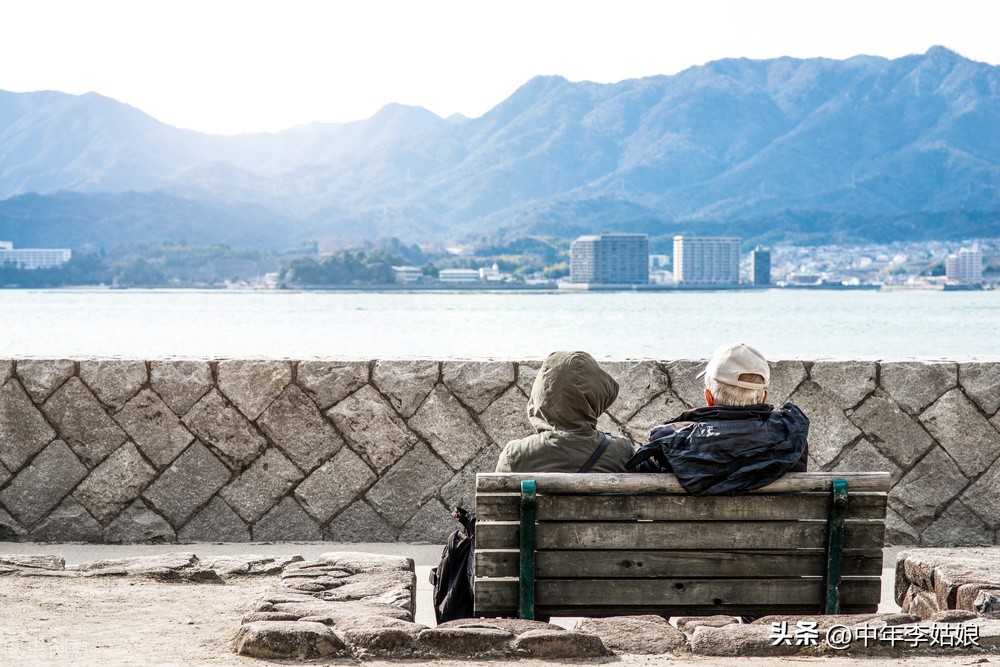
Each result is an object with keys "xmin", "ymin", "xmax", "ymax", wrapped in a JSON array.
[{"xmin": 3, "ymin": 543, "xmax": 979, "ymax": 667}]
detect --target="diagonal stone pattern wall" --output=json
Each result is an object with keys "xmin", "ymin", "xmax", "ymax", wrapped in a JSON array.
[{"xmin": 0, "ymin": 357, "xmax": 998, "ymax": 546}]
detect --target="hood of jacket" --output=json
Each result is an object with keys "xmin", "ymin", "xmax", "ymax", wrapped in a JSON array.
[{"xmin": 527, "ymin": 351, "xmax": 619, "ymax": 433}]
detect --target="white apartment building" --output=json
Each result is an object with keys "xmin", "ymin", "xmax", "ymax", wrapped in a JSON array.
[
  {"xmin": 673, "ymin": 236, "xmax": 740, "ymax": 285},
  {"xmin": 0, "ymin": 241, "xmax": 72, "ymax": 269},
  {"xmin": 392, "ymin": 266, "xmax": 423, "ymax": 284},
  {"xmin": 945, "ymin": 246, "xmax": 983, "ymax": 284},
  {"xmin": 438, "ymin": 268, "xmax": 481, "ymax": 284}
]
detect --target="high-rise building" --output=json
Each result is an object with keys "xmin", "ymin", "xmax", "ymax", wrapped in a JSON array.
[
  {"xmin": 673, "ymin": 236, "xmax": 740, "ymax": 285},
  {"xmin": 945, "ymin": 246, "xmax": 983, "ymax": 284},
  {"xmin": 750, "ymin": 246, "xmax": 771, "ymax": 286},
  {"xmin": 570, "ymin": 234, "xmax": 649, "ymax": 285},
  {"xmin": 0, "ymin": 241, "xmax": 72, "ymax": 269}
]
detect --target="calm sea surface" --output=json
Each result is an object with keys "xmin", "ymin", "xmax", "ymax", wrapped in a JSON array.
[{"xmin": 2, "ymin": 288, "xmax": 998, "ymax": 359}]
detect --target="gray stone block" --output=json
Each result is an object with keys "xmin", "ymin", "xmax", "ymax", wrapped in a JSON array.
[
  {"xmin": 398, "ymin": 498, "xmax": 453, "ymax": 543},
  {"xmin": 149, "ymin": 360, "xmax": 213, "ymax": 415},
  {"xmin": 79, "ymin": 360, "xmax": 147, "ymax": 408},
  {"xmin": 104, "ymin": 499, "xmax": 175, "ymax": 544},
  {"xmin": 325, "ymin": 501, "xmax": 399, "ymax": 542},
  {"xmin": 220, "ymin": 448, "xmax": 304, "ymax": 523},
  {"xmin": 959, "ymin": 361, "xmax": 1000, "ymax": 416},
  {"xmin": 73, "ymin": 442, "xmax": 157, "ymax": 523},
  {"xmin": 326, "ymin": 384, "xmax": 416, "ymax": 473},
  {"xmin": 16, "ymin": 359, "xmax": 75, "ymax": 402},
  {"xmin": 476, "ymin": 387, "xmax": 532, "ymax": 449},
  {"xmin": 602, "ymin": 360, "xmax": 671, "ymax": 423},
  {"xmin": 832, "ymin": 438, "xmax": 902, "ymax": 482},
  {"xmin": 297, "ymin": 360, "xmax": 370, "ymax": 410},
  {"xmin": 365, "ymin": 442, "xmax": 453, "ymax": 529},
  {"xmin": 442, "ymin": 360, "xmax": 515, "ymax": 414},
  {"xmin": 690, "ymin": 624, "xmax": 808, "ymax": 657},
  {"xmin": 664, "ymin": 359, "xmax": 707, "ymax": 408},
  {"xmin": 849, "ymin": 390, "xmax": 935, "ymax": 468},
  {"xmin": 0, "ymin": 377, "xmax": 56, "ymax": 471},
  {"xmin": 921, "ymin": 500, "xmax": 994, "ymax": 547},
  {"xmin": 514, "ymin": 360, "xmax": 541, "ymax": 398},
  {"xmin": 787, "ymin": 381, "xmax": 862, "ymax": 469},
  {"xmin": 960, "ymin": 460, "xmax": 1000, "ymax": 529},
  {"xmin": 177, "ymin": 496, "xmax": 250, "ymax": 542},
  {"xmin": 30, "ymin": 497, "xmax": 103, "ymax": 542},
  {"xmin": 513, "ymin": 629, "xmax": 609, "ymax": 658},
  {"xmin": 418, "ymin": 626, "xmax": 514, "ymax": 657},
  {"xmin": 881, "ymin": 360, "xmax": 957, "ymax": 415},
  {"xmin": 258, "ymin": 384, "xmax": 344, "ymax": 473},
  {"xmin": 0, "ymin": 507, "xmax": 25, "ymax": 541},
  {"xmin": 42, "ymin": 377, "xmax": 127, "ymax": 468},
  {"xmin": 294, "ymin": 447, "xmax": 376, "ymax": 523},
  {"xmin": 623, "ymin": 391, "xmax": 688, "ymax": 443},
  {"xmin": 889, "ymin": 446, "xmax": 968, "ymax": 531},
  {"xmin": 113, "ymin": 388, "xmax": 194, "ymax": 468},
  {"xmin": 0, "ymin": 460, "xmax": 9, "ymax": 488},
  {"xmin": 253, "ymin": 497, "xmax": 323, "ymax": 541},
  {"xmin": 372, "ymin": 360, "xmax": 438, "ymax": 418},
  {"xmin": 975, "ymin": 589, "xmax": 1000, "ymax": 615},
  {"xmin": 440, "ymin": 445, "xmax": 502, "ymax": 511},
  {"xmin": 886, "ymin": 507, "xmax": 920, "ymax": 546},
  {"xmin": 0, "ymin": 360, "xmax": 11, "ymax": 385},
  {"xmin": 142, "ymin": 441, "xmax": 230, "ymax": 526},
  {"xmin": 408, "ymin": 385, "xmax": 490, "ymax": 470},
  {"xmin": 768, "ymin": 359, "xmax": 808, "ymax": 406},
  {"xmin": 811, "ymin": 359, "xmax": 877, "ymax": 409},
  {"xmin": 0, "ymin": 440, "xmax": 87, "ymax": 526},
  {"xmin": 217, "ymin": 359, "xmax": 291, "ymax": 420},
  {"xmin": 318, "ymin": 551, "xmax": 414, "ymax": 574},
  {"xmin": 182, "ymin": 389, "xmax": 267, "ymax": 469},
  {"xmin": 235, "ymin": 621, "xmax": 345, "ymax": 659},
  {"xmin": 342, "ymin": 625, "xmax": 423, "ymax": 659},
  {"xmin": 576, "ymin": 615, "xmax": 686, "ymax": 654},
  {"xmin": 920, "ymin": 388, "xmax": 1000, "ymax": 478}
]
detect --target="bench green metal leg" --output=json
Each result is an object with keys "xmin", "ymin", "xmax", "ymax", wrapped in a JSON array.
[
  {"xmin": 823, "ymin": 479, "xmax": 848, "ymax": 614},
  {"xmin": 519, "ymin": 479, "xmax": 537, "ymax": 620}
]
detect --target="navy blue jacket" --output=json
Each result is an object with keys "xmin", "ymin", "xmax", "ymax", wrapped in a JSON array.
[{"xmin": 627, "ymin": 403, "xmax": 809, "ymax": 495}]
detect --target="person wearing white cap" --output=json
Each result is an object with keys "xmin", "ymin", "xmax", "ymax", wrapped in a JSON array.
[{"xmin": 628, "ymin": 342, "xmax": 810, "ymax": 495}]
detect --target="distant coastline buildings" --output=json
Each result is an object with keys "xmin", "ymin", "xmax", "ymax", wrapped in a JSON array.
[
  {"xmin": 673, "ymin": 236, "xmax": 740, "ymax": 286},
  {"xmin": 569, "ymin": 234, "xmax": 649, "ymax": 285},
  {"xmin": 0, "ymin": 241, "xmax": 72, "ymax": 269},
  {"xmin": 946, "ymin": 246, "xmax": 983, "ymax": 285},
  {"xmin": 750, "ymin": 246, "xmax": 771, "ymax": 286}
]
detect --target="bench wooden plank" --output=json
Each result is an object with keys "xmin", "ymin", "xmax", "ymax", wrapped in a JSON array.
[
  {"xmin": 476, "ymin": 493, "xmax": 887, "ymax": 522},
  {"xmin": 476, "ymin": 520, "xmax": 886, "ymax": 551},
  {"xmin": 477, "ymin": 472, "xmax": 892, "ymax": 494},
  {"xmin": 475, "ymin": 577, "xmax": 883, "ymax": 612},
  {"xmin": 475, "ymin": 548, "xmax": 884, "ymax": 578}
]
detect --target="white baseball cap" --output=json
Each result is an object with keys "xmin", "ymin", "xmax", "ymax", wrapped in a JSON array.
[{"xmin": 696, "ymin": 342, "xmax": 770, "ymax": 389}]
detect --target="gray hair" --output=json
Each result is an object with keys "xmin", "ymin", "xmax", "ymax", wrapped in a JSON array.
[{"xmin": 706, "ymin": 373, "xmax": 767, "ymax": 407}]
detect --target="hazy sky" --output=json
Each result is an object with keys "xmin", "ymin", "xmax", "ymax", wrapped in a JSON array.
[{"xmin": 2, "ymin": 0, "xmax": 997, "ymax": 135}]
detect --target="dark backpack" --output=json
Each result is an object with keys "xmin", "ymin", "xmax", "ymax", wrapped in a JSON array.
[{"xmin": 429, "ymin": 507, "xmax": 476, "ymax": 624}]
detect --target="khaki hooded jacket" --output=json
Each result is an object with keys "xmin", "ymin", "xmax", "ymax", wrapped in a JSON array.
[{"xmin": 495, "ymin": 351, "xmax": 634, "ymax": 473}]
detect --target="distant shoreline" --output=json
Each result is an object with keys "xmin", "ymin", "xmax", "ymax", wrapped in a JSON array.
[{"xmin": 2, "ymin": 283, "xmax": 988, "ymax": 293}]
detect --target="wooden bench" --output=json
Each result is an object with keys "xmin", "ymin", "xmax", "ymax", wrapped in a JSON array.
[{"xmin": 474, "ymin": 472, "xmax": 890, "ymax": 619}]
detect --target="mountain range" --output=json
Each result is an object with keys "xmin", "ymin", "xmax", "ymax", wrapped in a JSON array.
[{"xmin": 1, "ymin": 46, "xmax": 998, "ymax": 250}]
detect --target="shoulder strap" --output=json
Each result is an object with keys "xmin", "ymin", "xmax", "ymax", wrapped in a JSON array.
[{"xmin": 578, "ymin": 433, "xmax": 613, "ymax": 473}]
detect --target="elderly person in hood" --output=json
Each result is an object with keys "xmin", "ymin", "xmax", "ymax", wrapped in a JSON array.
[{"xmin": 495, "ymin": 351, "xmax": 634, "ymax": 473}]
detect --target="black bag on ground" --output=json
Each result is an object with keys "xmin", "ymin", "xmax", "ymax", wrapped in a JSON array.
[{"xmin": 429, "ymin": 507, "xmax": 476, "ymax": 624}]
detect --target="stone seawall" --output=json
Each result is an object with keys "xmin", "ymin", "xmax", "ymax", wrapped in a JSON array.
[{"xmin": 1, "ymin": 358, "xmax": 998, "ymax": 545}]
